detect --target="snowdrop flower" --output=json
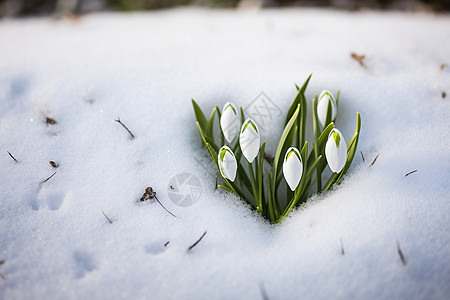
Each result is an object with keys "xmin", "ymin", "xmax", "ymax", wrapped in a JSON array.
[
  {"xmin": 220, "ymin": 102, "xmax": 240, "ymax": 143},
  {"xmin": 317, "ymin": 90, "xmax": 337, "ymax": 127},
  {"xmin": 239, "ymin": 118, "xmax": 260, "ymax": 163},
  {"xmin": 218, "ymin": 145, "xmax": 237, "ymax": 182},
  {"xmin": 283, "ymin": 147, "xmax": 303, "ymax": 191},
  {"xmin": 325, "ymin": 128, "xmax": 347, "ymax": 173}
]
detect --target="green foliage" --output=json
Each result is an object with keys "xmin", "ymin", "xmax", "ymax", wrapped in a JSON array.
[{"xmin": 192, "ymin": 75, "xmax": 361, "ymax": 223}]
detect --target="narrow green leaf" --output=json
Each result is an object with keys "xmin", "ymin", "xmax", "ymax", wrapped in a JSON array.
[
  {"xmin": 192, "ymin": 99, "xmax": 208, "ymax": 130},
  {"xmin": 205, "ymin": 106, "xmax": 217, "ymax": 140},
  {"xmin": 218, "ymin": 185, "xmax": 233, "ymax": 193},
  {"xmin": 312, "ymin": 94, "xmax": 322, "ymax": 191},
  {"xmin": 273, "ymin": 105, "xmax": 300, "ymax": 188},
  {"xmin": 318, "ymin": 122, "xmax": 335, "ymax": 147}
]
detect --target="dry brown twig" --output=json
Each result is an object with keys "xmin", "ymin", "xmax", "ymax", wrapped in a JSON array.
[
  {"xmin": 115, "ymin": 118, "xmax": 135, "ymax": 139},
  {"xmin": 102, "ymin": 210, "xmax": 113, "ymax": 224},
  {"xmin": 41, "ymin": 172, "xmax": 57, "ymax": 184},
  {"xmin": 397, "ymin": 241, "xmax": 407, "ymax": 266},
  {"xmin": 140, "ymin": 187, "xmax": 176, "ymax": 217},
  {"xmin": 369, "ymin": 153, "xmax": 380, "ymax": 167},
  {"xmin": 351, "ymin": 52, "xmax": 366, "ymax": 68},
  {"xmin": 405, "ymin": 170, "xmax": 417, "ymax": 177},
  {"xmin": 7, "ymin": 151, "xmax": 19, "ymax": 163},
  {"xmin": 188, "ymin": 231, "xmax": 207, "ymax": 251}
]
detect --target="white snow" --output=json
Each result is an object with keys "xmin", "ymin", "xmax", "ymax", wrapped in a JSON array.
[{"xmin": 1, "ymin": 8, "xmax": 449, "ymax": 299}]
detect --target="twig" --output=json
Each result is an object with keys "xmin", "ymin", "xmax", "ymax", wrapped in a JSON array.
[
  {"xmin": 259, "ymin": 282, "xmax": 270, "ymax": 300},
  {"xmin": 351, "ymin": 52, "xmax": 366, "ymax": 68},
  {"xmin": 369, "ymin": 153, "xmax": 380, "ymax": 167},
  {"xmin": 340, "ymin": 238, "xmax": 345, "ymax": 256},
  {"xmin": 405, "ymin": 170, "xmax": 417, "ymax": 177},
  {"xmin": 154, "ymin": 195, "xmax": 177, "ymax": 218},
  {"xmin": 215, "ymin": 173, "xmax": 218, "ymax": 190},
  {"xmin": 164, "ymin": 241, "xmax": 170, "ymax": 247},
  {"xmin": 7, "ymin": 151, "xmax": 19, "ymax": 163},
  {"xmin": 188, "ymin": 231, "xmax": 207, "ymax": 251},
  {"xmin": 360, "ymin": 151, "xmax": 365, "ymax": 163},
  {"xmin": 115, "ymin": 118, "xmax": 135, "ymax": 139},
  {"xmin": 140, "ymin": 187, "xmax": 176, "ymax": 217},
  {"xmin": 397, "ymin": 241, "xmax": 407, "ymax": 266},
  {"xmin": 41, "ymin": 172, "xmax": 57, "ymax": 184},
  {"xmin": 102, "ymin": 210, "xmax": 113, "ymax": 224}
]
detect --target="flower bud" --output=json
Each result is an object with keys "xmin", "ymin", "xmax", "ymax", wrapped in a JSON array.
[
  {"xmin": 218, "ymin": 145, "xmax": 237, "ymax": 182},
  {"xmin": 239, "ymin": 118, "xmax": 260, "ymax": 163},
  {"xmin": 283, "ymin": 147, "xmax": 303, "ymax": 191},
  {"xmin": 317, "ymin": 90, "xmax": 337, "ymax": 128},
  {"xmin": 220, "ymin": 102, "xmax": 240, "ymax": 143},
  {"xmin": 325, "ymin": 128, "xmax": 347, "ymax": 173}
]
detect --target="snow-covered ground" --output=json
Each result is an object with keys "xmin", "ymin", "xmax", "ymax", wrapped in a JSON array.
[{"xmin": 1, "ymin": 8, "xmax": 449, "ymax": 299}]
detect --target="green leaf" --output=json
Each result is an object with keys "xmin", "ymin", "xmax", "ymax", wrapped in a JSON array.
[
  {"xmin": 215, "ymin": 106, "xmax": 225, "ymax": 146},
  {"xmin": 274, "ymin": 105, "xmax": 300, "ymax": 187},
  {"xmin": 312, "ymin": 94, "xmax": 322, "ymax": 191},
  {"xmin": 196, "ymin": 122, "xmax": 219, "ymax": 153},
  {"xmin": 318, "ymin": 122, "xmax": 335, "ymax": 147},
  {"xmin": 335, "ymin": 90, "xmax": 340, "ymax": 106},
  {"xmin": 285, "ymin": 74, "xmax": 312, "ymax": 125},
  {"xmin": 324, "ymin": 98, "xmax": 332, "ymax": 128},
  {"xmin": 205, "ymin": 106, "xmax": 217, "ymax": 140},
  {"xmin": 192, "ymin": 99, "xmax": 207, "ymax": 130},
  {"xmin": 218, "ymin": 185, "xmax": 233, "ymax": 193}
]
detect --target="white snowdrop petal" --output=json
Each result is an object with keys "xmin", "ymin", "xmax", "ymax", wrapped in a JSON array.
[
  {"xmin": 218, "ymin": 145, "xmax": 237, "ymax": 182},
  {"xmin": 283, "ymin": 147, "xmax": 303, "ymax": 191},
  {"xmin": 239, "ymin": 118, "xmax": 260, "ymax": 163},
  {"xmin": 317, "ymin": 90, "xmax": 337, "ymax": 128},
  {"xmin": 220, "ymin": 102, "xmax": 240, "ymax": 143},
  {"xmin": 325, "ymin": 128, "xmax": 347, "ymax": 173}
]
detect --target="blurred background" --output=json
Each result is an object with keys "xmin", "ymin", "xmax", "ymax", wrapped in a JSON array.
[{"xmin": 1, "ymin": 0, "xmax": 449, "ymax": 17}]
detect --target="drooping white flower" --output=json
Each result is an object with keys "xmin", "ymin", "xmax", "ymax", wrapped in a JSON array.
[
  {"xmin": 239, "ymin": 118, "xmax": 260, "ymax": 163},
  {"xmin": 218, "ymin": 145, "xmax": 237, "ymax": 182},
  {"xmin": 325, "ymin": 128, "xmax": 347, "ymax": 173},
  {"xmin": 283, "ymin": 147, "xmax": 303, "ymax": 191},
  {"xmin": 317, "ymin": 90, "xmax": 337, "ymax": 128},
  {"xmin": 220, "ymin": 102, "xmax": 240, "ymax": 143}
]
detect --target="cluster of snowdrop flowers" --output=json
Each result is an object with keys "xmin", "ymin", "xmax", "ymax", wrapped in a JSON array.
[{"xmin": 193, "ymin": 75, "xmax": 361, "ymax": 223}]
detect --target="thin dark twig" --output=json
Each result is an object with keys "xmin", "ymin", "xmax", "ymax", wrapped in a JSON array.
[
  {"xmin": 340, "ymin": 238, "xmax": 345, "ymax": 256},
  {"xmin": 102, "ymin": 210, "xmax": 113, "ymax": 224},
  {"xmin": 369, "ymin": 153, "xmax": 380, "ymax": 167},
  {"xmin": 259, "ymin": 282, "xmax": 270, "ymax": 300},
  {"xmin": 215, "ymin": 173, "xmax": 218, "ymax": 190},
  {"xmin": 154, "ymin": 195, "xmax": 176, "ymax": 218},
  {"xmin": 405, "ymin": 170, "xmax": 418, "ymax": 177},
  {"xmin": 360, "ymin": 151, "xmax": 365, "ymax": 163},
  {"xmin": 115, "ymin": 118, "xmax": 135, "ymax": 139},
  {"xmin": 41, "ymin": 172, "xmax": 57, "ymax": 184},
  {"xmin": 7, "ymin": 151, "xmax": 19, "ymax": 163},
  {"xmin": 188, "ymin": 231, "xmax": 207, "ymax": 251},
  {"xmin": 397, "ymin": 241, "xmax": 407, "ymax": 266},
  {"xmin": 164, "ymin": 241, "xmax": 170, "ymax": 247}
]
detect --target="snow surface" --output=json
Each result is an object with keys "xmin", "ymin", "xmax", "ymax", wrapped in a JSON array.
[{"xmin": 1, "ymin": 8, "xmax": 450, "ymax": 299}]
